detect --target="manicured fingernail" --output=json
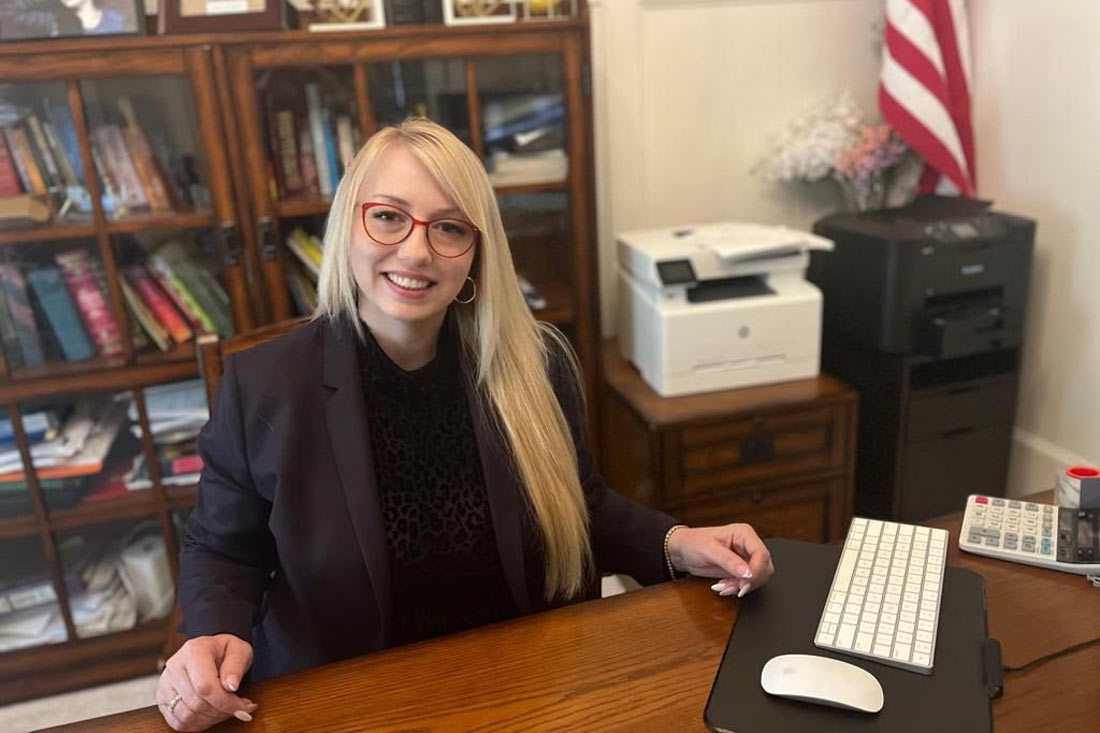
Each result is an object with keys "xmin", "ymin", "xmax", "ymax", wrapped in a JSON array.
[
  {"xmin": 234, "ymin": 710, "xmax": 253, "ymax": 722},
  {"xmin": 711, "ymin": 581, "xmax": 727, "ymax": 592},
  {"xmin": 719, "ymin": 586, "xmax": 737, "ymax": 597},
  {"xmin": 223, "ymin": 676, "xmax": 239, "ymax": 692},
  {"xmin": 737, "ymin": 584, "xmax": 750, "ymax": 598},
  {"xmin": 741, "ymin": 570, "xmax": 753, "ymax": 579}
]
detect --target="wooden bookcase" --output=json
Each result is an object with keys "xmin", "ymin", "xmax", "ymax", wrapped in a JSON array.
[{"xmin": 0, "ymin": 11, "xmax": 598, "ymax": 705}]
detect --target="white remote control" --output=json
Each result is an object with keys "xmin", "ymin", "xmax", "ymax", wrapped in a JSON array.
[{"xmin": 959, "ymin": 494, "xmax": 1100, "ymax": 575}]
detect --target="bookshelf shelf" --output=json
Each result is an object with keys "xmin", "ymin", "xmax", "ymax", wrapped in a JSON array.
[
  {"xmin": 104, "ymin": 210, "xmax": 217, "ymax": 235},
  {"xmin": 495, "ymin": 181, "xmax": 569, "ymax": 196},
  {"xmin": 0, "ymin": 221, "xmax": 98, "ymax": 247},
  {"xmin": 275, "ymin": 197, "xmax": 333, "ymax": 218},
  {"xmin": 0, "ymin": 3, "xmax": 597, "ymax": 706}
]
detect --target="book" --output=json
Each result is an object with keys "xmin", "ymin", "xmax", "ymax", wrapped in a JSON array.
[
  {"xmin": 0, "ymin": 396, "xmax": 128, "ymax": 482},
  {"xmin": 286, "ymin": 261, "xmax": 319, "ymax": 316},
  {"xmin": 90, "ymin": 144, "xmax": 121, "ymax": 216},
  {"xmin": 147, "ymin": 254, "xmax": 216, "ymax": 335},
  {"xmin": 0, "ymin": 278, "xmax": 25, "ymax": 370},
  {"xmin": 3, "ymin": 127, "xmax": 47, "ymax": 196},
  {"xmin": 298, "ymin": 126, "xmax": 320, "ymax": 196},
  {"xmin": 0, "ymin": 264, "xmax": 44, "ymax": 368},
  {"xmin": 54, "ymin": 249, "xmax": 123, "ymax": 357},
  {"xmin": 118, "ymin": 98, "xmax": 173, "ymax": 212},
  {"xmin": 322, "ymin": 106, "xmax": 341, "ymax": 192},
  {"xmin": 26, "ymin": 268, "xmax": 95, "ymax": 362},
  {"xmin": 123, "ymin": 265, "xmax": 192, "ymax": 344},
  {"xmin": 305, "ymin": 84, "xmax": 334, "ymax": 197},
  {"xmin": 275, "ymin": 109, "xmax": 304, "ymax": 196},
  {"xmin": 41, "ymin": 120, "xmax": 80, "ymax": 188},
  {"xmin": 155, "ymin": 242, "xmax": 233, "ymax": 338},
  {"xmin": 335, "ymin": 114, "xmax": 356, "ymax": 174},
  {"xmin": 286, "ymin": 227, "xmax": 322, "ymax": 278},
  {"xmin": 0, "ymin": 133, "xmax": 23, "ymax": 197},
  {"xmin": 25, "ymin": 115, "xmax": 62, "ymax": 193},
  {"xmin": 0, "ymin": 411, "xmax": 60, "ymax": 450},
  {"xmin": 45, "ymin": 104, "xmax": 85, "ymax": 184},
  {"xmin": 120, "ymin": 278, "xmax": 170, "ymax": 352},
  {"xmin": 28, "ymin": 285, "xmax": 63, "ymax": 364},
  {"xmin": 91, "ymin": 124, "xmax": 149, "ymax": 213}
]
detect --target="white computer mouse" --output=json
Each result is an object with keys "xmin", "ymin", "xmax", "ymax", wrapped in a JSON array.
[{"xmin": 760, "ymin": 653, "xmax": 884, "ymax": 713}]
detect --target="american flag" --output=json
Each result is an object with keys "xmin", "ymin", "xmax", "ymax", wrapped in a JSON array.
[{"xmin": 879, "ymin": 0, "xmax": 976, "ymax": 196}]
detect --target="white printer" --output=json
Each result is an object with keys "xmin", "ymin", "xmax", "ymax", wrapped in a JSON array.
[{"xmin": 617, "ymin": 222, "xmax": 834, "ymax": 396}]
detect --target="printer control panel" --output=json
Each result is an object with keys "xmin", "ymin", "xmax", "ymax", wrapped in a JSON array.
[{"xmin": 923, "ymin": 214, "xmax": 1005, "ymax": 243}]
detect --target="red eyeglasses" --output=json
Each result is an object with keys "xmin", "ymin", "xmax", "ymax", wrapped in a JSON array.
[{"xmin": 361, "ymin": 202, "xmax": 480, "ymax": 258}]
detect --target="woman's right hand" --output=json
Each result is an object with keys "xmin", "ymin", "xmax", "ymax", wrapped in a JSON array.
[{"xmin": 157, "ymin": 634, "xmax": 258, "ymax": 731}]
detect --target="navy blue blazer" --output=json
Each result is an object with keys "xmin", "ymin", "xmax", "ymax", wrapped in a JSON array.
[{"xmin": 178, "ymin": 316, "xmax": 679, "ymax": 681}]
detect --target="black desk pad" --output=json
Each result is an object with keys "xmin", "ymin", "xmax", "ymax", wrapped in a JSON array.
[{"xmin": 704, "ymin": 538, "xmax": 993, "ymax": 732}]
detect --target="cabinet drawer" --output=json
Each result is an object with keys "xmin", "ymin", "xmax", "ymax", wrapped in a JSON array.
[
  {"xmin": 906, "ymin": 376, "xmax": 1017, "ymax": 440},
  {"xmin": 669, "ymin": 479, "xmax": 835, "ymax": 543},
  {"xmin": 676, "ymin": 407, "xmax": 840, "ymax": 497}
]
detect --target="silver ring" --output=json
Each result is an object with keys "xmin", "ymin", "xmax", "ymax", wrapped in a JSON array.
[{"xmin": 167, "ymin": 692, "xmax": 183, "ymax": 716}]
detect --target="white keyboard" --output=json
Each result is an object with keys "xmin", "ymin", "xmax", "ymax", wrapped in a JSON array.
[
  {"xmin": 814, "ymin": 518, "xmax": 948, "ymax": 675},
  {"xmin": 959, "ymin": 494, "xmax": 1100, "ymax": 574}
]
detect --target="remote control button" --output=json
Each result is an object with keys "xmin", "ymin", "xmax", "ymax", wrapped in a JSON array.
[
  {"xmin": 992, "ymin": 498, "xmax": 1005, "ymax": 506},
  {"xmin": 975, "ymin": 496, "xmax": 988, "ymax": 504},
  {"xmin": 1009, "ymin": 501, "xmax": 1021, "ymax": 509},
  {"xmin": 1026, "ymin": 503, "xmax": 1039, "ymax": 511}
]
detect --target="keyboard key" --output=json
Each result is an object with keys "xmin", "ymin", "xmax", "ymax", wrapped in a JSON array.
[
  {"xmin": 899, "ymin": 620, "xmax": 915, "ymax": 634},
  {"xmin": 913, "ymin": 652, "xmax": 931, "ymax": 666},
  {"xmin": 844, "ymin": 612, "xmax": 859, "ymax": 625},
  {"xmin": 835, "ymin": 624, "xmax": 856, "ymax": 649},
  {"xmin": 874, "ymin": 644, "xmax": 892, "ymax": 657},
  {"xmin": 896, "ymin": 631, "xmax": 913, "ymax": 644},
  {"xmin": 915, "ymin": 641, "xmax": 932, "ymax": 655},
  {"xmin": 855, "ymin": 633, "xmax": 873, "ymax": 653},
  {"xmin": 860, "ymin": 621, "xmax": 876, "ymax": 634},
  {"xmin": 828, "ymin": 602, "xmax": 843, "ymax": 615},
  {"xmin": 893, "ymin": 643, "xmax": 912, "ymax": 661}
]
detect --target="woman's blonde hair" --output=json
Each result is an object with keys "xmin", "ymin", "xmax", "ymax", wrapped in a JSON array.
[{"xmin": 315, "ymin": 117, "xmax": 592, "ymax": 600}]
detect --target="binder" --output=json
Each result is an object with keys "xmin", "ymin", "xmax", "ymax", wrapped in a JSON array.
[{"xmin": 704, "ymin": 538, "xmax": 999, "ymax": 732}]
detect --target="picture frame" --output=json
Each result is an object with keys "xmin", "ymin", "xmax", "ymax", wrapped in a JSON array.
[
  {"xmin": 307, "ymin": 0, "xmax": 386, "ymax": 32},
  {"xmin": 0, "ymin": 0, "xmax": 146, "ymax": 41},
  {"xmin": 517, "ymin": 0, "xmax": 574, "ymax": 21},
  {"xmin": 158, "ymin": 0, "xmax": 284, "ymax": 34},
  {"xmin": 441, "ymin": 0, "xmax": 515, "ymax": 26}
]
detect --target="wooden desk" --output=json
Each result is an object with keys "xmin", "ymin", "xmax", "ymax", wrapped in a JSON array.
[{"xmin": 62, "ymin": 495, "xmax": 1099, "ymax": 732}]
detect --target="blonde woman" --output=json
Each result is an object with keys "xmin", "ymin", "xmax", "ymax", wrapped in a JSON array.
[{"xmin": 157, "ymin": 118, "xmax": 774, "ymax": 731}]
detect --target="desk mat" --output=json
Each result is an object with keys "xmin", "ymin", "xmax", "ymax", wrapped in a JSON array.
[{"xmin": 704, "ymin": 538, "xmax": 992, "ymax": 733}]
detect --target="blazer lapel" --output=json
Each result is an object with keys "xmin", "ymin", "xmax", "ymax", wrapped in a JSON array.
[
  {"xmin": 465, "ymin": 374, "xmax": 534, "ymax": 615},
  {"xmin": 322, "ymin": 317, "xmax": 392, "ymax": 647}
]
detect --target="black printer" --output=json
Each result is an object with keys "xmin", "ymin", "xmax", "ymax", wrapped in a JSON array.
[
  {"xmin": 809, "ymin": 196, "xmax": 1035, "ymax": 522},
  {"xmin": 810, "ymin": 196, "xmax": 1034, "ymax": 357}
]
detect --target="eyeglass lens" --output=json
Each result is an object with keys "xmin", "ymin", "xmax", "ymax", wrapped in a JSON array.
[{"xmin": 363, "ymin": 204, "xmax": 475, "ymax": 257}]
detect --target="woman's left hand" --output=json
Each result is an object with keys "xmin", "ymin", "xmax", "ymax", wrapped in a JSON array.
[{"xmin": 666, "ymin": 523, "xmax": 775, "ymax": 598}]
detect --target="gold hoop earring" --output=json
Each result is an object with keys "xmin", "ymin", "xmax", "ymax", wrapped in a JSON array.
[{"xmin": 455, "ymin": 277, "xmax": 476, "ymax": 304}]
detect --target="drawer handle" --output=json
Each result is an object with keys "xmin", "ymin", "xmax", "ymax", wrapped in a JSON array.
[{"xmin": 739, "ymin": 435, "xmax": 775, "ymax": 464}]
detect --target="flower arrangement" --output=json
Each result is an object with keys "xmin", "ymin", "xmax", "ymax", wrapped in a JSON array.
[
  {"xmin": 754, "ymin": 90, "xmax": 915, "ymax": 211},
  {"xmin": 833, "ymin": 123, "xmax": 909, "ymax": 210}
]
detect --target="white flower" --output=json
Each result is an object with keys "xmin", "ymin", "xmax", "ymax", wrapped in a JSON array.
[{"xmin": 753, "ymin": 90, "xmax": 868, "ymax": 183}]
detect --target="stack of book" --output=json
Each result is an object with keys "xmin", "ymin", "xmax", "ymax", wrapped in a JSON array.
[
  {"xmin": 262, "ymin": 81, "xmax": 361, "ymax": 201},
  {"xmin": 88, "ymin": 96, "xmax": 208, "ymax": 218},
  {"xmin": 482, "ymin": 93, "xmax": 567, "ymax": 187},
  {"xmin": 0, "ymin": 396, "xmax": 131, "ymax": 516},
  {"xmin": 0, "ymin": 102, "xmax": 89, "ymax": 223},
  {"xmin": 123, "ymin": 379, "xmax": 207, "ymax": 491},
  {"xmin": 120, "ymin": 240, "xmax": 235, "ymax": 354},
  {"xmin": 284, "ymin": 226, "xmax": 321, "ymax": 315},
  {"xmin": 0, "ymin": 242, "xmax": 232, "ymax": 370},
  {"xmin": 0, "ymin": 536, "xmax": 74, "ymax": 651}
]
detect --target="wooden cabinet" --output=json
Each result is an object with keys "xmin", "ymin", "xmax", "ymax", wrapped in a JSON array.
[
  {"xmin": 0, "ymin": 12, "xmax": 598, "ymax": 705},
  {"xmin": 600, "ymin": 342, "xmax": 857, "ymax": 543}
]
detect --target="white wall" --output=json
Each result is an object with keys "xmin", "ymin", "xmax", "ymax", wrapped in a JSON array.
[
  {"xmin": 968, "ymin": 0, "xmax": 1100, "ymax": 495},
  {"xmin": 588, "ymin": 0, "xmax": 885, "ymax": 336},
  {"xmin": 590, "ymin": 0, "xmax": 1100, "ymax": 497}
]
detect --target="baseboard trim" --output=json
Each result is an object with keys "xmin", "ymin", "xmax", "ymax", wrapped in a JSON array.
[{"xmin": 1008, "ymin": 428, "xmax": 1096, "ymax": 498}]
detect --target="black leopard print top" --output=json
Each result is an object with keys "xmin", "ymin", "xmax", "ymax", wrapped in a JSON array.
[{"xmin": 358, "ymin": 318, "xmax": 518, "ymax": 646}]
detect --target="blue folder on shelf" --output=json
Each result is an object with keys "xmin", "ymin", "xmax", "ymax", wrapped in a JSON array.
[{"xmin": 704, "ymin": 538, "xmax": 998, "ymax": 733}]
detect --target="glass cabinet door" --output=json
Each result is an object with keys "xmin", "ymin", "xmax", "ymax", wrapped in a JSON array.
[
  {"xmin": 0, "ymin": 82, "xmax": 95, "ymax": 232},
  {"xmin": 79, "ymin": 77, "xmax": 212, "ymax": 223},
  {"xmin": 475, "ymin": 54, "xmax": 567, "ymax": 187},
  {"xmin": 0, "ymin": 536, "xmax": 67, "ymax": 652},
  {"xmin": 368, "ymin": 59, "xmax": 471, "ymax": 146}
]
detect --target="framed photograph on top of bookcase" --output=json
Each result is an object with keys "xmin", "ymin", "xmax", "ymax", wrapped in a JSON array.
[
  {"xmin": 158, "ymin": 0, "xmax": 284, "ymax": 34},
  {"xmin": 442, "ymin": 0, "xmax": 515, "ymax": 25},
  {"xmin": 306, "ymin": 0, "xmax": 387, "ymax": 32},
  {"xmin": 0, "ymin": 0, "xmax": 146, "ymax": 41}
]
